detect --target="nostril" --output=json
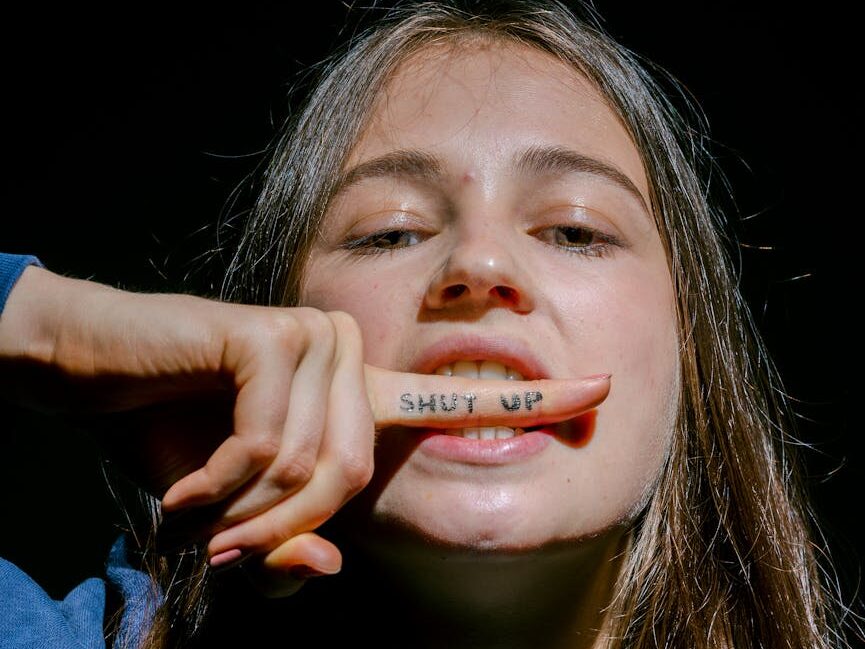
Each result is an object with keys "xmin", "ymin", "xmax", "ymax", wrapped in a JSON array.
[
  {"xmin": 494, "ymin": 286, "xmax": 518, "ymax": 302},
  {"xmin": 443, "ymin": 285, "xmax": 467, "ymax": 299}
]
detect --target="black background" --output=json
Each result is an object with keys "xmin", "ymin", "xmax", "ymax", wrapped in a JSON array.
[{"xmin": 1, "ymin": 0, "xmax": 861, "ymax": 625}]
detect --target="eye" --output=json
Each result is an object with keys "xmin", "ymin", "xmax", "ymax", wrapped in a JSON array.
[
  {"xmin": 535, "ymin": 225, "xmax": 618, "ymax": 258},
  {"xmin": 550, "ymin": 226, "xmax": 594, "ymax": 247},
  {"xmin": 341, "ymin": 228, "xmax": 425, "ymax": 254}
]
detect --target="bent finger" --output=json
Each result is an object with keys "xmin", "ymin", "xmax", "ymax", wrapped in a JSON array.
[
  {"xmin": 214, "ymin": 317, "xmax": 339, "ymax": 526},
  {"xmin": 161, "ymin": 340, "xmax": 300, "ymax": 511},
  {"xmin": 205, "ymin": 459, "xmax": 357, "ymax": 558},
  {"xmin": 204, "ymin": 312, "xmax": 373, "ymax": 563},
  {"xmin": 316, "ymin": 310, "xmax": 375, "ymax": 497}
]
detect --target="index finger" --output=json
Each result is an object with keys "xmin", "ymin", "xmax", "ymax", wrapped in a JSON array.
[{"xmin": 364, "ymin": 366, "xmax": 611, "ymax": 429}]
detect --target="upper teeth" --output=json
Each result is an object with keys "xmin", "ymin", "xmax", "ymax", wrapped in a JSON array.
[
  {"xmin": 433, "ymin": 361, "xmax": 526, "ymax": 439},
  {"xmin": 434, "ymin": 360, "xmax": 524, "ymax": 381}
]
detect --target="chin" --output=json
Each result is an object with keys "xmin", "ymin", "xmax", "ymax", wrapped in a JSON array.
[
  {"xmin": 358, "ymin": 480, "xmax": 596, "ymax": 552},
  {"xmin": 333, "ymin": 429, "xmax": 658, "ymax": 555}
]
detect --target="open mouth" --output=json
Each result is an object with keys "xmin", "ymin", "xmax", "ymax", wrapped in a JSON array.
[
  {"xmin": 433, "ymin": 360, "xmax": 549, "ymax": 439},
  {"xmin": 439, "ymin": 425, "xmax": 543, "ymax": 439},
  {"xmin": 432, "ymin": 359, "xmax": 533, "ymax": 439}
]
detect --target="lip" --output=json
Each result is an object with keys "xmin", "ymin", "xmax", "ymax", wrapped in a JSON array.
[
  {"xmin": 408, "ymin": 334, "xmax": 558, "ymax": 465},
  {"xmin": 409, "ymin": 333, "xmax": 551, "ymax": 379},
  {"xmin": 418, "ymin": 428, "xmax": 553, "ymax": 465}
]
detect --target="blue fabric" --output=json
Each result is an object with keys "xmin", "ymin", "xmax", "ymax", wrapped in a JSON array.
[
  {"xmin": 104, "ymin": 535, "xmax": 163, "ymax": 649},
  {"xmin": 0, "ymin": 253, "xmax": 163, "ymax": 646},
  {"xmin": 0, "ymin": 254, "xmax": 44, "ymax": 316},
  {"xmin": 0, "ymin": 534, "xmax": 162, "ymax": 649}
]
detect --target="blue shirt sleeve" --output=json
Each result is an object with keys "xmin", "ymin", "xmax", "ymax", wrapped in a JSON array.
[
  {"xmin": 1, "ymin": 256, "xmax": 164, "ymax": 645},
  {"xmin": 0, "ymin": 534, "xmax": 162, "ymax": 649},
  {"xmin": 0, "ymin": 253, "xmax": 44, "ymax": 316}
]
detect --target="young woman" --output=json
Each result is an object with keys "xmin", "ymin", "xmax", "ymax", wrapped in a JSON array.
[{"xmin": 0, "ymin": 1, "xmax": 854, "ymax": 647}]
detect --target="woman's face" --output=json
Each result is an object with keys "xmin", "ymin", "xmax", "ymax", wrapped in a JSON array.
[{"xmin": 302, "ymin": 41, "xmax": 680, "ymax": 550}]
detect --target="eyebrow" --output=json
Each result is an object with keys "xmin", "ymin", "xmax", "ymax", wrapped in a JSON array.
[
  {"xmin": 332, "ymin": 144, "xmax": 649, "ymax": 214},
  {"xmin": 515, "ymin": 145, "xmax": 648, "ymax": 213},
  {"xmin": 334, "ymin": 149, "xmax": 443, "ymax": 195}
]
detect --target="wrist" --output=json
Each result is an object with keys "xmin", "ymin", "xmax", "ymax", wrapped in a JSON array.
[
  {"xmin": 0, "ymin": 266, "xmax": 127, "ymax": 412},
  {"xmin": 0, "ymin": 265, "xmax": 117, "ymax": 366},
  {"xmin": 0, "ymin": 264, "xmax": 56, "ymax": 363}
]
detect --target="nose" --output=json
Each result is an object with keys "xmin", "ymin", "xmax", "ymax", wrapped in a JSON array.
[{"xmin": 423, "ymin": 232, "xmax": 534, "ymax": 314}]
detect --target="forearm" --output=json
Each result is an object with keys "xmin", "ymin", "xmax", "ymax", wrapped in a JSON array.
[{"xmin": 0, "ymin": 259, "xmax": 241, "ymax": 417}]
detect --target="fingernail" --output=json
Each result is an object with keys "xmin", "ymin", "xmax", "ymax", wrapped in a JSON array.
[
  {"xmin": 286, "ymin": 564, "xmax": 338, "ymax": 580},
  {"xmin": 585, "ymin": 373, "xmax": 612, "ymax": 380},
  {"xmin": 210, "ymin": 548, "xmax": 244, "ymax": 571}
]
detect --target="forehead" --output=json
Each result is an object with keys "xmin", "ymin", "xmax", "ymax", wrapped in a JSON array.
[{"xmin": 347, "ymin": 38, "xmax": 650, "ymax": 204}]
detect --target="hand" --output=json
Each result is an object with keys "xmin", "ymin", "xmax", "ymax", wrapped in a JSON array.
[{"xmin": 0, "ymin": 265, "xmax": 611, "ymax": 597}]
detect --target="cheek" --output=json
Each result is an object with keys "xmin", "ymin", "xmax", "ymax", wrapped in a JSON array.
[
  {"xmin": 545, "ymin": 258, "xmax": 677, "ymax": 377},
  {"xmin": 603, "ymin": 277, "xmax": 678, "ymax": 411},
  {"xmin": 545, "ymin": 259, "xmax": 680, "ymax": 520},
  {"xmin": 301, "ymin": 260, "xmax": 419, "ymax": 366},
  {"xmin": 604, "ymin": 269, "xmax": 679, "ymax": 512}
]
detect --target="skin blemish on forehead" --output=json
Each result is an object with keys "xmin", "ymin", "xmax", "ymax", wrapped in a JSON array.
[{"xmin": 461, "ymin": 171, "xmax": 475, "ymax": 184}]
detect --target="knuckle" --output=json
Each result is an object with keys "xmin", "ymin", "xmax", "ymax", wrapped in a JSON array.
[
  {"xmin": 297, "ymin": 307, "xmax": 335, "ymax": 336},
  {"xmin": 198, "ymin": 477, "xmax": 226, "ymax": 503},
  {"xmin": 245, "ymin": 435, "xmax": 281, "ymax": 467},
  {"xmin": 257, "ymin": 515, "xmax": 288, "ymax": 553},
  {"xmin": 297, "ymin": 308, "xmax": 338, "ymax": 358},
  {"xmin": 238, "ymin": 312, "xmax": 305, "ymax": 359},
  {"xmin": 270, "ymin": 454, "xmax": 315, "ymax": 489},
  {"xmin": 338, "ymin": 452, "xmax": 374, "ymax": 493},
  {"xmin": 260, "ymin": 311, "xmax": 303, "ymax": 342},
  {"xmin": 327, "ymin": 310, "xmax": 363, "ymax": 364},
  {"xmin": 327, "ymin": 310, "xmax": 361, "ymax": 338}
]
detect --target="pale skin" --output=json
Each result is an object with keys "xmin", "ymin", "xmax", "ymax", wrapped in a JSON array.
[
  {"xmin": 0, "ymin": 265, "xmax": 606, "ymax": 570},
  {"xmin": 299, "ymin": 40, "xmax": 680, "ymax": 647},
  {"xmin": 0, "ymin": 39, "xmax": 680, "ymax": 649}
]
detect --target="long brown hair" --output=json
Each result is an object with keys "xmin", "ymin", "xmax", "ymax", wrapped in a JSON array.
[{"xmin": 110, "ymin": 1, "xmax": 853, "ymax": 646}]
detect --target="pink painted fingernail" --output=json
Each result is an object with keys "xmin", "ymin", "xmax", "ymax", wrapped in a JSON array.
[{"xmin": 210, "ymin": 548, "xmax": 243, "ymax": 569}]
